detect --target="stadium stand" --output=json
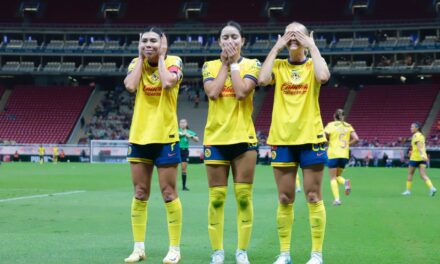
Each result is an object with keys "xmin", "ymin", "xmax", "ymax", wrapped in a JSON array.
[
  {"xmin": 348, "ymin": 85, "xmax": 439, "ymax": 144},
  {"xmin": 0, "ymin": 85, "xmax": 92, "ymax": 143}
]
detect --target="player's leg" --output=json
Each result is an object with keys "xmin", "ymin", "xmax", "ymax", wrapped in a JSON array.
[
  {"xmin": 231, "ymin": 147, "xmax": 257, "ymax": 264},
  {"xmin": 418, "ymin": 164, "xmax": 436, "ymax": 196},
  {"xmin": 402, "ymin": 164, "xmax": 416, "ymax": 195},
  {"xmin": 125, "ymin": 161, "xmax": 153, "ymax": 263}
]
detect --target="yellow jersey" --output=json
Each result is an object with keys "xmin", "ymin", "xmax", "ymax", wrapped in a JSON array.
[
  {"xmin": 38, "ymin": 147, "xmax": 45, "ymax": 155},
  {"xmin": 325, "ymin": 121, "xmax": 354, "ymax": 159},
  {"xmin": 267, "ymin": 58, "xmax": 326, "ymax": 145},
  {"xmin": 128, "ymin": 56, "xmax": 183, "ymax": 144},
  {"xmin": 410, "ymin": 132, "xmax": 426, "ymax": 161},
  {"xmin": 53, "ymin": 147, "xmax": 59, "ymax": 156},
  {"xmin": 202, "ymin": 57, "xmax": 260, "ymax": 145}
]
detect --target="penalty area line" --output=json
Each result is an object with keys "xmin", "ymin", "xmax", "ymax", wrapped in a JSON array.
[{"xmin": 0, "ymin": 190, "xmax": 86, "ymax": 203}]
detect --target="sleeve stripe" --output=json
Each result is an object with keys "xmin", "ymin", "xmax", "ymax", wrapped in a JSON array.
[
  {"xmin": 203, "ymin": 77, "xmax": 215, "ymax": 83},
  {"xmin": 244, "ymin": 74, "xmax": 258, "ymax": 84}
]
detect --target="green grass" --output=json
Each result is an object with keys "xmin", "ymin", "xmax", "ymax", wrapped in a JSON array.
[{"xmin": 0, "ymin": 163, "xmax": 439, "ymax": 264}]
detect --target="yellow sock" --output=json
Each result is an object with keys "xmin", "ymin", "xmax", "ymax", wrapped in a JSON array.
[
  {"xmin": 234, "ymin": 183, "xmax": 253, "ymax": 250},
  {"xmin": 425, "ymin": 179, "xmax": 433, "ymax": 189},
  {"xmin": 131, "ymin": 198, "xmax": 147, "ymax": 242},
  {"xmin": 406, "ymin": 181, "xmax": 412, "ymax": 191},
  {"xmin": 296, "ymin": 176, "xmax": 300, "ymax": 188},
  {"xmin": 165, "ymin": 198, "xmax": 182, "ymax": 247},
  {"xmin": 336, "ymin": 176, "xmax": 345, "ymax": 185},
  {"xmin": 277, "ymin": 203, "xmax": 294, "ymax": 252},
  {"xmin": 208, "ymin": 186, "xmax": 227, "ymax": 250},
  {"xmin": 330, "ymin": 179, "xmax": 340, "ymax": 201},
  {"xmin": 308, "ymin": 200, "xmax": 326, "ymax": 253}
]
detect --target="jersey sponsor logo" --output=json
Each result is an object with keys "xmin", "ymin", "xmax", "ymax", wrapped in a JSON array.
[
  {"xmin": 204, "ymin": 148, "xmax": 212, "ymax": 158},
  {"xmin": 143, "ymin": 85, "xmax": 162, "ymax": 96},
  {"xmin": 280, "ymin": 83, "xmax": 308, "ymax": 95},
  {"xmin": 169, "ymin": 135, "xmax": 175, "ymax": 138}
]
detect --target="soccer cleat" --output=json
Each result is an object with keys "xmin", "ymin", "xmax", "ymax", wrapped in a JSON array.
[
  {"xmin": 273, "ymin": 252, "xmax": 291, "ymax": 264},
  {"xmin": 124, "ymin": 247, "xmax": 146, "ymax": 263},
  {"xmin": 332, "ymin": 200, "xmax": 342, "ymax": 206},
  {"xmin": 163, "ymin": 247, "xmax": 181, "ymax": 264},
  {"xmin": 235, "ymin": 249, "xmax": 250, "ymax": 264},
  {"xmin": 430, "ymin": 187, "xmax": 437, "ymax": 197},
  {"xmin": 183, "ymin": 187, "xmax": 190, "ymax": 191},
  {"xmin": 210, "ymin": 250, "xmax": 225, "ymax": 264},
  {"xmin": 295, "ymin": 187, "xmax": 302, "ymax": 193},
  {"xmin": 344, "ymin": 179, "xmax": 351, "ymax": 196},
  {"xmin": 306, "ymin": 252, "xmax": 323, "ymax": 264},
  {"xmin": 401, "ymin": 190, "xmax": 411, "ymax": 196}
]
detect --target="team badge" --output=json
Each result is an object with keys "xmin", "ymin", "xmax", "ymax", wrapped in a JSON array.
[
  {"xmin": 271, "ymin": 150, "xmax": 277, "ymax": 160},
  {"xmin": 204, "ymin": 148, "xmax": 212, "ymax": 158},
  {"xmin": 151, "ymin": 72, "xmax": 159, "ymax": 82},
  {"xmin": 291, "ymin": 70, "xmax": 301, "ymax": 81},
  {"xmin": 127, "ymin": 146, "xmax": 132, "ymax": 155}
]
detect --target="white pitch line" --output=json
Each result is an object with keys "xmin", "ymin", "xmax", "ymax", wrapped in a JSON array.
[{"xmin": 0, "ymin": 190, "xmax": 86, "ymax": 203}]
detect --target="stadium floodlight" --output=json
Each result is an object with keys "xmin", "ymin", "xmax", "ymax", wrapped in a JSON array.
[
  {"xmin": 183, "ymin": 1, "xmax": 203, "ymax": 19},
  {"xmin": 266, "ymin": 0, "xmax": 286, "ymax": 18},
  {"xmin": 102, "ymin": 1, "xmax": 122, "ymax": 19},
  {"xmin": 20, "ymin": 0, "xmax": 40, "ymax": 17},
  {"xmin": 350, "ymin": 0, "xmax": 369, "ymax": 15}
]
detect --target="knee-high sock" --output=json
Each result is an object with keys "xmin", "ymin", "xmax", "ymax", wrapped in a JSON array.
[
  {"xmin": 182, "ymin": 173, "xmax": 187, "ymax": 188},
  {"xmin": 277, "ymin": 203, "xmax": 294, "ymax": 252},
  {"xmin": 425, "ymin": 179, "xmax": 433, "ymax": 189},
  {"xmin": 308, "ymin": 200, "xmax": 326, "ymax": 253},
  {"xmin": 165, "ymin": 198, "xmax": 182, "ymax": 247},
  {"xmin": 336, "ymin": 176, "xmax": 346, "ymax": 185},
  {"xmin": 131, "ymin": 198, "xmax": 148, "ymax": 242},
  {"xmin": 406, "ymin": 181, "xmax": 412, "ymax": 191},
  {"xmin": 208, "ymin": 186, "xmax": 227, "ymax": 250},
  {"xmin": 234, "ymin": 183, "xmax": 253, "ymax": 250},
  {"xmin": 330, "ymin": 179, "xmax": 340, "ymax": 201},
  {"xmin": 296, "ymin": 176, "xmax": 300, "ymax": 188}
]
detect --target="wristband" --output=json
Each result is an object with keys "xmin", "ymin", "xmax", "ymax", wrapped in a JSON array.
[{"xmin": 230, "ymin": 63, "xmax": 240, "ymax": 72}]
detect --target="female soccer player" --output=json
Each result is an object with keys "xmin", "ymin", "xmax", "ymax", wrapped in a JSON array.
[
  {"xmin": 124, "ymin": 28, "xmax": 184, "ymax": 264},
  {"xmin": 178, "ymin": 118, "xmax": 199, "ymax": 191},
  {"xmin": 325, "ymin": 109, "xmax": 359, "ymax": 205},
  {"xmin": 202, "ymin": 21, "xmax": 260, "ymax": 264},
  {"xmin": 258, "ymin": 22, "xmax": 330, "ymax": 264},
  {"xmin": 402, "ymin": 122, "xmax": 437, "ymax": 196}
]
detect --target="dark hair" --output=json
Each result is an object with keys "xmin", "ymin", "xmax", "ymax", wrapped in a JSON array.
[
  {"xmin": 412, "ymin": 122, "xmax": 421, "ymax": 130},
  {"xmin": 219, "ymin": 20, "xmax": 243, "ymax": 37},
  {"xmin": 143, "ymin": 27, "xmax": 164, "ymax": 37},
  {"xmin": 334, "ymin": 109, "xmax": 348, "ymax": 127}
]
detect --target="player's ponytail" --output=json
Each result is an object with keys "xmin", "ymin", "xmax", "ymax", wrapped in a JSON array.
[{"xmin": 412, "ymin": 122, "xmax": 422, "ymax": 134}]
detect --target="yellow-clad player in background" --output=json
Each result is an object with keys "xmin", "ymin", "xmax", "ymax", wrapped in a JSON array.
[
  {"xmin": 38, "ymin": 145, "xmax": 45, "ymax": 164},
  {"xmin": 52, "ymin": 145, "xmax": 59, "ymax": 164},
  {"xmin": 202, "ymin": 21, "xmax": 260, "ymax": 264},
  {"xmin": 124, "ymin": 27, "xmax": 184, "ymax": 264},
  {"xmin": 402, "ymin": 122, "xmax": 437, "ymax": 196},
  {"xmin": 259, "ymin": 21, "xmax": 330, "ymax": 264},
  {"xmin": 325, "ymin": 109, "xmax": 359, "ymax": 205}
]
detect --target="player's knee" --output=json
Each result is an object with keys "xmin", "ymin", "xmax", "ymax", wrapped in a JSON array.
[
  {"xmin": 209, "ymin": 189, "xmax": 226, "ymax": 208},
  {"xmin": 306, "ymin": 191, "xmax": 320, "ymax": 203},
  {"xmin": 236, "ymin": 193, "xmax": 250, "ymax": 210},
  {"xmin": 161, "ymin": 186, "xmax": 177, "ymax": 202},
  {"xmin": 279, "ymin": 192, "xmax": 294, "ymax": 204},
  {"xmin": 134, "ymin": 186, "xmax": 149, "ymax": 200}
]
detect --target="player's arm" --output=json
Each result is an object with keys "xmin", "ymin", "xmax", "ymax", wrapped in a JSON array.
[
  {"xmin": 349, "ymin": 131, "xmax": 359, "ymax": 146},
  {"xmin": 190, "ymin": 135, "xmax": 200, "ymax": 142},
  {"xmin": 258, "ymin": 32, "xmax": 294, "ymax": 86},
  {"xmin": 203, "ymin": 59, "xmax": 229, "ymax": 100},
  {"xmin": 416, "ymin": 141, "xmax": 428, "ymax": 161},
  {"xmin": 294, "ymin": 31, "xmax": 330, "ymax": 84},
  {"xmin": 157, "ymin": 34, "xmax": 181, "ymax": 89},
  {"xmin": 124, "ymin": 33, "xmax": 144, "ymax": 93},
  {"xmin": 230, "ymin": 69, "xmax": 256, "ymax": 100}
]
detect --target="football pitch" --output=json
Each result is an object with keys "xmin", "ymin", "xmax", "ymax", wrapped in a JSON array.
[{"xmin": 0, "ymin": 163, "xmax": 439, "ymax": 264}]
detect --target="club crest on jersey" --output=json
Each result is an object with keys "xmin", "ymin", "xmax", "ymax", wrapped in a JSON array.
[
  {"xmin": 291, "ymin": 70, "xmax": 301, "ymax": 81},
  {"xmin": 204, "ymin": 148, "xmax": 212, "ymax": 158},
  {"xmin": 151, "ymin": 72, "xmax": 159, "ymax": 82}
]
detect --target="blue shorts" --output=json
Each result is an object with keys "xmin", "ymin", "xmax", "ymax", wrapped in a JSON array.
[
  {"xmin": 271, "ymin": 143, "xmax": 328, "ymax": 168},
  {"xmin": 204, "ymin": 143, "xmax": 258, "ymax": 165},
  {"xmin": 127, "ymin": 142, "xmax": 181, "ymax": 166},
  {"xmin": 327, "ymin": 158, "xmax": 349, "ymax": 169},
  {"xmin": 409, "ymin": 160, "xmax": 427, "ymax": 167}
]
